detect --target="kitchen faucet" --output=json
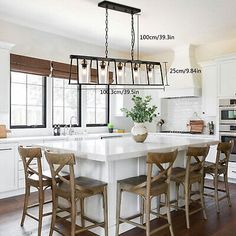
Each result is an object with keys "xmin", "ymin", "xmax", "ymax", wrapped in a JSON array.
[{"xmin": 69, "ymin": 116, "xmax": 78, "ymax": 135}]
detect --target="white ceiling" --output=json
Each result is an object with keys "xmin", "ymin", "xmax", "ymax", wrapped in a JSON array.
[{"xmin": 0, "ymin": 0, "xmax": 236, "ymax": 55}]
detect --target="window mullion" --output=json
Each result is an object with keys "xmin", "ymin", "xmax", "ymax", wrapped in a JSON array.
[{"xmin": 26, "ymin": 74, "xmax": 28, "ymax": 126}]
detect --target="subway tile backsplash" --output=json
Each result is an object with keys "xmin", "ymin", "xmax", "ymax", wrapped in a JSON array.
[{"xmin": 161, "ymin": 97, "xmax": 212, "ymax": 132}]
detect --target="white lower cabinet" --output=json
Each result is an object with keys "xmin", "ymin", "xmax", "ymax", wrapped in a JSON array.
[{"xmin": 0, "ymin": 144, "xmax": 17, "ymax": 192}]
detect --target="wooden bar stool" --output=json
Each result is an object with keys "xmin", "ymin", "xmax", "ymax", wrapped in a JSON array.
[
  {"xmin": 115, "ymin": 149, "xmax": 178, "ymax": 236},
  {"xmin": 170, "ymin": 146, "xmax": 210, "ymax": 229},
  {"xmin": 45, "ymin": 150, "xmax": 108, "ymax": 236},
  {"xmin": 18, "ymin": 146, "xmax": 54, "ymax": 236},
  {"xmin": 204, "ymin": 140, "xmax": 234, "ymax": 213}
]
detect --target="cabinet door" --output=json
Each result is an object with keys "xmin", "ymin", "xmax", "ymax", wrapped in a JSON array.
[
  {"xmin": 218, "ymin": 60, "xmax": 236, "ymax": 97},
  {"xmin": 0, "ymin": 145, "xmax": 17, "ymax": 192},
  {"xmin": 202, "ymin": 64, "xmax": 217, "ymax": 116}
]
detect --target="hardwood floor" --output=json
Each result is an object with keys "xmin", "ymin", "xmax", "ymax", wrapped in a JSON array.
[{"xmin": 0, "ymin": 181, "xmax": 236, "ymax": 236}]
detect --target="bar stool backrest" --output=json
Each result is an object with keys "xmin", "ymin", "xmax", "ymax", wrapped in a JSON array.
[
  {"xmin": 18, "ymin": 146, "xmax": 43, "ymax": 186},
  {"xmin": 216, "ymin": 140, "xmax": 234, "ymax": 169},
  {"xmin": 45, "ymin": 150, "xmax": 75, "ymax": 200},
  {"xmin": 186, "ymin": 145, "xmax": 210, "ymax": 181},
  {"xmin": 146, "ymin": 149, "xmax": 178, "ymax": 197}
]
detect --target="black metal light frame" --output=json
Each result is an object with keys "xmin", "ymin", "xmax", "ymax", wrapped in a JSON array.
[
  {"xmin": 68, "ymin": 1, "xmax": 166, "ymax": 87},
  {"xmin": 69, "ymin": 55, "xmax": 164, "ymax": 86}
]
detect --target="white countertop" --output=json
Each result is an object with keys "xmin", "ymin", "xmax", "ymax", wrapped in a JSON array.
[
  {"xmin": 0, "ymin": 132, "xmax": 130, "ymax": 144},
  {"xmin": 38, "ymin": 134, "xmax": 219, "ymax": 162}
]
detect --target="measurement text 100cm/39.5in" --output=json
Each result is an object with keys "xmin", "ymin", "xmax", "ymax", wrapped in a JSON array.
[{"xmin": 100, "ymin": 89, "xmax": 140, "ymax": 95}]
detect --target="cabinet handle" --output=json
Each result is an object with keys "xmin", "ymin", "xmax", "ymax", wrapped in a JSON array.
[
  {"xmin": 232, "ymin": 171, "xmax": 236, "ymax": 173},
  {"xmin": 0, "ymin": 148, "xmax": 12, "ymax": 151}
]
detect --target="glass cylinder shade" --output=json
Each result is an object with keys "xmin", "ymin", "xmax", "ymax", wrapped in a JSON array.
[
  {"xmin": 116, "ymin": 62, "xmax": 125, "ymax": 84},
  {"xmin": 132, "ymin": 63, "xmax": 141, "ymax": 84},
  {"xmin": 98, "ymin": 60, "xmax": 109, "ymax": 84},
  {"xmin": 147, "ymin": 64, "xmax": 163, "ymax": 85},
  {"xmin": 79, "ymin": 59, "xmax": 90, "ymax": 84}
]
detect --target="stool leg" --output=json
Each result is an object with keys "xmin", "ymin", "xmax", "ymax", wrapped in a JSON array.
[
  {"xmin": 71, "ymin": 199, "xmax": 76, "ymax": 236},
  {"xmin": 140, "ymin": 196, "xmax": 145, "ymax": 224},
  {"xmin": 199, "ymin": 180, "xmax": 207, "ymax": 220},
  {"xmin": 103, "ymin": 186, "xmax": 109, "ymax": 236},
  {"xmin": 49, "ymin": 196, "xmax": 58, "ymax": 236},
  {"xmin": 176, "ymin": 183, "xmax": 180, "ymax": 210},
  {"xmin": 214, "ymin": 176, "xmax": 220, "ymax": 213},
  {"xmin": 166, "ymin": 192, "xmax": 174, "ymax": 236},
  {"xmin": 21, "ymin": 184, "xmax": 30, "ymax": 226},
  {"xmin": 224, "ymin": 173, "xmax": 232, "ymax": 207},
  {"xmin": 80, "ymin": 198, "xmax": 85, "ymax": 227},
  {"xmin": 38, "ymin": 188, "xmax": 44, "ymax": 236},
  {"xmin": 145, "ymin": 197, "xmax": 151, "ymax": 236},
  {"xmin": 115, "ymin": 184, "xmax": 122, "ymax": 236},
  {"xmin": 184, "ymin": 184, "xmax": 190, "ymax": 229}
]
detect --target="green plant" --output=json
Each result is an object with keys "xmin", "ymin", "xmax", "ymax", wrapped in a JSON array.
[
  {"xmin": 107, "ymin": 123, "xmax": 114, "ymax": 128},
  {"xmin": 121, "ymin": 95, "xmax": 157, "ymax": 123}
]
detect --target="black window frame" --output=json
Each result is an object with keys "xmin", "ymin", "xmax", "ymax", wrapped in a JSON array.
[
  {"xmin": 10, "ymin": 71, "xmax": 47, "ymax": 129},
  {"xmin": 52, "ymin": 78, "xmax": 82, "ymax": 127},
  {"xmin": 86, "ymin": 85, "xmax": 110, "ymax": 127}
]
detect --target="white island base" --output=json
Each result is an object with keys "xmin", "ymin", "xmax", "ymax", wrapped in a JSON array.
[{"xmin": 40, "ymin": 134, "xmax": 218, "ymax": 236}]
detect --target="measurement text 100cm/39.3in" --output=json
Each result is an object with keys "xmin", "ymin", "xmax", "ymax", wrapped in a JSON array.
[
  {"xmin": 100, "ymin": 89, "xmax": 140, "ymax": 95},
  {"xmin": 140, "ymin": 34, "xmax": 175, "ymax": 40}
]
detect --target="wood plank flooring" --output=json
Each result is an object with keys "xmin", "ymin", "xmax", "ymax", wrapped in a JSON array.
[{"xmin": 0, "ymin": 181, "xmax": 236, "ymax": 236}]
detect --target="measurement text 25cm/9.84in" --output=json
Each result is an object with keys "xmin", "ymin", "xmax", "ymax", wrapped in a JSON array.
[{"xmin": 169, "ymin": 68, "xmax": 202, "ymax": 74}]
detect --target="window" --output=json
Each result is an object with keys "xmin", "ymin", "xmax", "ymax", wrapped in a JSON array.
[
  {"xmin": 86, "ymin": 85, "xmax": 109, "ymax": 126},
  {"xmin": 52, "ymin": 78, "xmax": 81, "ymax": 126},
  {"xmin": 10, "ymin": 72, "xmax": 46, "ymax": 128}
]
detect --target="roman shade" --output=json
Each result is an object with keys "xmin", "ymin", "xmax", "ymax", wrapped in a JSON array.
[
  {"xmin": 10, "ymin": 54, "xmax": 113, "ymax": 83},
  {"xmin": 10, "ymin": 54, "xmax": 51, "ymax": 76},
  {"xmin": 51, "ymin": 61, "xmax": 113, "ymax": 83}
]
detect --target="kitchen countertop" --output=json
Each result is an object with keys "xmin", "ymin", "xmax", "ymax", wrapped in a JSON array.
[
  {"xmin": 38, "ymin": 134, "xmax": 219, "ymax": 162},
  {"xmin": 0, "ymin": 132, "xmax": 217, "ymax": 144},
  {"xmin": 0, "ymin": 132, "xmax": 130, "ymax": 144}
]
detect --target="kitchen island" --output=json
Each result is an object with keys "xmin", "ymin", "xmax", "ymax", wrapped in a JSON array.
[{"xmin": 39, "ymin": 134, "xmax": 218, "ymax": 236}]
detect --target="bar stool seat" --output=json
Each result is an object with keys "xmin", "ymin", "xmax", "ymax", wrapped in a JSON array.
[
  {"xmin": 58, "ymin": 176, "xmax": 107, "ymax": 199},
  {"xmin": 118, "ymin": 175, "xmax": 168, "ymax": 196},
  {"xmin": 204, "ymin": 161, "xmax": 226, "ymax": 174},
  {"xmin": 171, "ymin": 168, "xmax": 203, "ymax": 183}
]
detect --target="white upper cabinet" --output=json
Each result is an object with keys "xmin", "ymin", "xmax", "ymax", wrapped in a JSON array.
[
  {"xmin": 201, "ymin": 62, "xmax": 217, "ymax": 116},
  {"xmin": 218, "ymin": 58, "xmax": 236, "ymax": 97}
]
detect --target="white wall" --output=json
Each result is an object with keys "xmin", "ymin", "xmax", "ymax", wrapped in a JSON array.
[{"xmin": 0, "ymin": 19, "xmax": 135, "ymax": 136}]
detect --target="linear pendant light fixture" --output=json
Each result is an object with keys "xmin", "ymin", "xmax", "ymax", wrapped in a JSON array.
[{"xmin": 68, "ymin": 1, "xmax": 167, "ymax": 87}]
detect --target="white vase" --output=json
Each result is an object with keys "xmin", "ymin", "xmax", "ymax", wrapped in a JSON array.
[{"xmin": 131, "ymin": 122, "xmax": 148, "ymax": 143}]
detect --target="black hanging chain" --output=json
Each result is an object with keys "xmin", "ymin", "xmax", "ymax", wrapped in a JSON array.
[
  {"xmin": 105, "ymin": 8, "xmax": 109, "ymax": 58},
  {"xmin": 131, "ymin": 13, "xmax": 135, "ymax": 61}
]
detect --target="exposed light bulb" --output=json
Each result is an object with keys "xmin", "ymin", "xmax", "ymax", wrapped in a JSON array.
[
  {"xmin": 100, "ymin": 61, "xmax": 108, "ymax": 84},
  {"xmin": 80, "ymin": 59, "xmax": 88, "ymax": 83},
  {"xmin": 133, "ymin": 63, "xmax": 140, "ymax": 83},
  {"xmin": 147, "ymin": 64, "xmax": 154, "ymax": 82}
]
